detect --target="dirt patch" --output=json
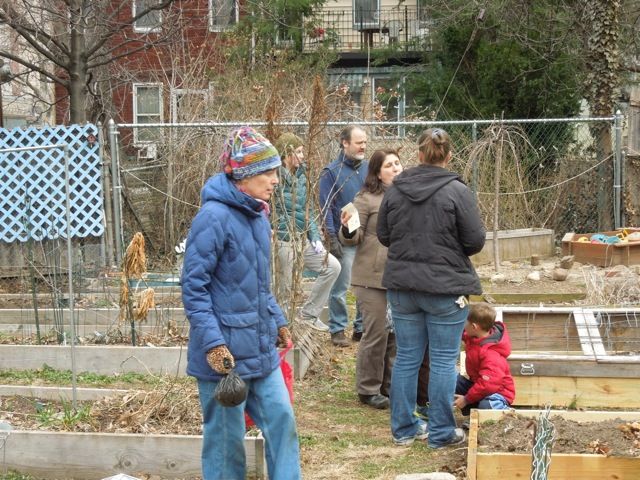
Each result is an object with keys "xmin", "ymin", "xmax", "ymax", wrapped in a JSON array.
[{"xmin": 478, "ymin": 412, "xmax": 640, "ymax": 457}]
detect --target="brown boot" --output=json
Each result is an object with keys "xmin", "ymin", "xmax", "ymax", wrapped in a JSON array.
[{"xmin": 331, "ymin": 330, "xmax": 350, "ymax": 347}]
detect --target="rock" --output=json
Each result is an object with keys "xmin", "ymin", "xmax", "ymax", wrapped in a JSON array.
[
  {"xmin": 491, "ymin": 273, "xmax": 507, "ymax": 283},
  {"xmin": 530, "ymin": 254, "xmax": 540, "ymax": 266},
  {"xmin": 559, "ymin": 255, "xmax": 575, "ymax": 270},
  {"xmin": 552, "ymin": 268, "xmax": 569, "ymax": 281},
  {"xmin": 526, "ymin": 271, "xmax": 541, "ymax": 281},
  {"xmin": 395, "ymin": 474, "xmax": 456, "ymax": 480}
]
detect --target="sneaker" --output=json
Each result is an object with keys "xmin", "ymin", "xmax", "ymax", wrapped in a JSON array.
[
  {"xmin": 461, "ymin": 419, "xmax": 470, "ymax": 431},
  {"xmin": 331, "ymin": 330, "xmax": 350, "ymax": 347},
  {"xmin": 393, "ymin": 419, "xmax": 428, "ymax": 446},
  {"xmin": 301, "ymin": 317, "xmax": 329, "ymax": 332},
  {"xmin": 414, "ymin": 404, "xmax": 429, "ymax": 421},
  {"xmin": 428, "ymin": 428, "xmax": 466, "ymax": 449}
]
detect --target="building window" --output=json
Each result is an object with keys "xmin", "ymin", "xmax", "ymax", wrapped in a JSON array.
[
  {"xmin": 133, "ymin": 0, "xmax": 163, "ymax": 32},
  {"xmin": 133, "ymin": 83, "xmax": 163, "ymax": 144},
  {"xmin": 171, "ymin": 89, "xmax": 209, "ymax": 123},
  {"xmin": 209, "ymin": 0, "xmax": 238, "ymax": 32}
]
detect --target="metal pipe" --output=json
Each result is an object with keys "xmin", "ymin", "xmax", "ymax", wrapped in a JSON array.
[
  {"xmin": 108, "ymin": 119, "xmax": 123, "ymax": 264},
  {"xmin": 613, "ymin": 110, "xmax": 623, "ymax": 229},
  {"xmin": 62, "ymin": 143, "xmax": 78, "ymax": 410}
]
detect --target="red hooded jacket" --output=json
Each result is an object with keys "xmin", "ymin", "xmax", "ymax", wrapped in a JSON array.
[{"xmin": 462, "ymin": 321, "xmax": 516, "ymax": 405}]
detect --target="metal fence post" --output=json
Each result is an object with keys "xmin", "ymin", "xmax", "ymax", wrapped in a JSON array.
[
  {"xmin": 471, "ymin": 122, "xmax": 478, "ymax": 194},
  {"xmin": 108, "ymin": 119, "xmax": 123, "ymax": 264},
  {"xmin": 614, "ymin": 110, "xmax": 623, "ymax": 229}
]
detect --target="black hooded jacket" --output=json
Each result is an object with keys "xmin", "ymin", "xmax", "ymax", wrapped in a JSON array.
[{"xmin": 376, "ymin": 164, "xmax": 485, "ymax": 295}]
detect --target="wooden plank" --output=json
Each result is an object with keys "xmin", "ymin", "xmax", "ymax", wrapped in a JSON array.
[
  {"xmin": 508, "ymin": 356, "xmax": 640, "ymax": 378},
  {"xmin": 582, "ymin": 310, "xmax": 607, "ymax": 357},
  {"xmin": 466, "ymin": 409, "xmax": 480, "ymax": 480},
  {"xmin": 476, "ymin": 453, "xmax": 640, "ymax": 480},
  {"xmin": 513, "ymin": 376, "xmax": 640, "ymax": 408},
  {"xmin": 479, "ymin": 409, "xmax": 640, "ymax": 422},
  {"xmin": 4, "ymin": 430, "xmax": 265, "ymax": 479},
  {"xmin": 573, "ymin": 309, "xmax": 596, "ymax": 357},
  {"xmin": 0, "ymin": 344, "xmax": 188, "ymax": 376}
]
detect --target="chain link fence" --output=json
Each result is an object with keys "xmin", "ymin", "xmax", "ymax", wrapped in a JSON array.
[{"xmin": 109, "ymin": 115, "xmax": 622, "ymax": 262}]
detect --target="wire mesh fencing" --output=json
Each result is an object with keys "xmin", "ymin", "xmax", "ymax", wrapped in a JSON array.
[{"xmin": 110, "ymin": 115, "xmax": 621, "ymax": 259}]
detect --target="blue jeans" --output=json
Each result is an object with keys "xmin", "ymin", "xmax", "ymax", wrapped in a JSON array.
[
  {"xmin": 387, "ymin": 290, "xmax": 467, "ymax": 447},
  {"xmin": 328, "ymin": 245, "xmax": 362, "ymax": 334},
  {"xmin": 197, "ymin": 368, "xmax": 301, "ymax": 480},
  {"xmin": 455, "ymin": 374, "xmax": 510, "ymax": 415}
]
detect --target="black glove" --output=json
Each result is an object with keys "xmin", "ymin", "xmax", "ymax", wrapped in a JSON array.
[{"xmin": 329, "ymin": 235, "xmax": 343, "ymax": 259}]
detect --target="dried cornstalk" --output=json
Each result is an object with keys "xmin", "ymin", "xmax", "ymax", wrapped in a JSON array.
[
  {"xmin": 134, "ymin": 288, "xmax": 156, "ymax": 321},
  {"xmin": 118, "ymin": 275, "xmax": 129, "ymax": 322},
  {"xmin": 124, "ymin": 232, "xmax": 147, "ymax": 279}
]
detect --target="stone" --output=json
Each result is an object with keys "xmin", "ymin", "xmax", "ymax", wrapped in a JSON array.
[
  {"xmin": 552, "ymin": 268, "xmax": 569, "ymax": 281},
  {"xmin": 491, "ymin": 273, "xmax": 507, "ymax": 283},
  {"xmin": 559, "ymin": 255, "xmax": 575, "ymax": 270},
  {"xmin": 395, "ymin": 474, "xmax": 456, "ymax": 480},
  {"xmin": 526, "ymin": 271, "xmax": 541, "ymax": 281}
]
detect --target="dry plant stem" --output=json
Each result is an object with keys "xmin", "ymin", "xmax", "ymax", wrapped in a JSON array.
[
  {"xmin": 493, "ymin": 125, "xmax": 504, "ymax": 272},
  {"xmin": 120, "ymin": 232, "xmax": 148, "ymax": 346}
]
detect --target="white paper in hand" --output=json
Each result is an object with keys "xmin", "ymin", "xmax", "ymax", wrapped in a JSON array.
[{"xmin": 341, "ymin": 202, "xmax": 360, "ymax": 233}]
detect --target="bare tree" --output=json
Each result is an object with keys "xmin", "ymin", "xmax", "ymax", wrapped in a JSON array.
[{"xmin": 0, "ymin": 0, "xmax": 178, "ymax": 123}]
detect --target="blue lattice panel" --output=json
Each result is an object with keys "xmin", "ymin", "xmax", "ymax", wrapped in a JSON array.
[{"xmin": 0, "ymin": 124, "xmax": 104, "ymax": 242}]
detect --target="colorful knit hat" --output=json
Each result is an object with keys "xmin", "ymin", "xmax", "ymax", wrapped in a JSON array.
[
  {"xmin": 220, "ymin": 126, "xmax": 281, "ymax": 180},
  {"xmin": 274, "ymin": 132, "xmax": 304, "ymax": 158}
]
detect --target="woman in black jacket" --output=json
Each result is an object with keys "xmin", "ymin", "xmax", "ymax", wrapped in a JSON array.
[{"xmin": 377, "ymin": 128, "xmax": 485, "ymax": 448}]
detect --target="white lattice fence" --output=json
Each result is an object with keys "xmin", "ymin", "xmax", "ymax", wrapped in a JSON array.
[{"xmin": 0, "ymin": 124, "xmax": 104, "ymax": 243}]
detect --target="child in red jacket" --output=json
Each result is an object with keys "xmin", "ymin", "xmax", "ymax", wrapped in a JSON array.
[{"xmin": 454, "ymin": 303, "xmax": 515, "ymax": 421}]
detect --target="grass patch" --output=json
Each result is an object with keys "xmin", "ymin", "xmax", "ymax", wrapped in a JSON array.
[
  {"xmin": 0, "ymin": 364, "xmax": 193, "ymax": 389},
  {"xmin": 295, "ymin": 345, "xmax": 467, "ymax": 479}
]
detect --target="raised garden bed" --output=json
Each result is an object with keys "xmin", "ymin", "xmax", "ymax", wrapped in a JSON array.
[
  {"xmin": 0, "ymin": 386, "xmax": 266, "ymax": 479},
  {"xmin": 499, "ymin": 306, "xmax": 640, "ymax": 409},
  {"xmin": 562, "ymin": 228, "xmax": 640, "ymax": 267},
  {"xmin": 472, "ymin": 228, "xmax": 555, "ymax": 265},
  {"xmin": 0, "ymin": 306, "xmax": 319, "ymax": 379},
  {"xmin": 467, "ymin": 409, "xmax": 640, "ymax": 480}
]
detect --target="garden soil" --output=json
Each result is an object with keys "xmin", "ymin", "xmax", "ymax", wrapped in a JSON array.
[{"xmin": 478, "ymin": 411, "xmax": 640, "ymax": 457}]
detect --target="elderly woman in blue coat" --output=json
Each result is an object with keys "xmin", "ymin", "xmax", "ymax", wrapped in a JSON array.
[{"xmin": 181, "ymin": 127, "xmax": 301, "ymax": 480}]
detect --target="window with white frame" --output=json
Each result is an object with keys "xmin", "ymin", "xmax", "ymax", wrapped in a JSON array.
[
  {"xmin": 133, "ymin": 0, "xmax": 163, "ymax": 32},
  {"xmin": 209, "ymin": 0, "xmax": 238, "ymax": 31},
  {"xmin": 171, "ymin": 89, "xmax": 209, "ymax": 123},
  {"xmin": 133, "ymin": 83, "xmax": 163, "ymax": 144}
]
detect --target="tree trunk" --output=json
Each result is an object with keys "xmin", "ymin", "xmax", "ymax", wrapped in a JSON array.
[
  {"xmin": 584, "ymin": 0, "xmax": 621, "ymax": 230},
  {"xmin": 68, "ymin": 0, "xmax": 88, "ymax": 124}
]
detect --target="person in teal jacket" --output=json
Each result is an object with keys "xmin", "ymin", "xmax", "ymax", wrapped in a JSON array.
[
  {"xmin": 182, "ymin": 126, "xmax": 301, "ymax": 480},
  {"xmin": 273, "ymin": 132, "xmax": 341, "ymax": 332}
]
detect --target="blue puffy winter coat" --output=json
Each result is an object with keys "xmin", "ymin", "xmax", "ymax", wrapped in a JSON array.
[
  {"xmin": 181, "ymin": 173, "xmax": 287, "ymax": 381},
  {"xmin": 319, "ymin": 151, "xmax": 368, "ymax": 236}
]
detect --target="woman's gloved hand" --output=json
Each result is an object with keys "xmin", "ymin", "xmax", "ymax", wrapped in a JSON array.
[
  {"xmin": 206, "ymin": 345, "xmax": 235, "ymax": 374},
  {"xmin": 329, "ymin": 235, "xmax": 343, "ymax": 259},
  {"xmin": 277, "ymin": 326, "xmax": 292, "ymax": 348}
]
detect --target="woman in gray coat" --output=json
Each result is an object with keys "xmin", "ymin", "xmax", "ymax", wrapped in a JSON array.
[{"xmin": 340, "ymin": 148, "xmax": 403, "ymax": 409}]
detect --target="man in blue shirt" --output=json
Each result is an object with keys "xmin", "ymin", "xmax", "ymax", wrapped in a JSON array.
[{"xmin": 319, "ymin": 125, "xmax": 368, "ymax": 346}]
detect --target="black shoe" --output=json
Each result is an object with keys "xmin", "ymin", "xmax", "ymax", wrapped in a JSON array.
[
  {"xmin": 352, "ymin": 330, "xmax": 363, "ymax": 342},
  {"xmin": 331, "ymin": 330, "xmax": 350, "ymax": 347},
  {"xmin": 358, "ymin": 394, "xmax": 389, "ymax": 409}
]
